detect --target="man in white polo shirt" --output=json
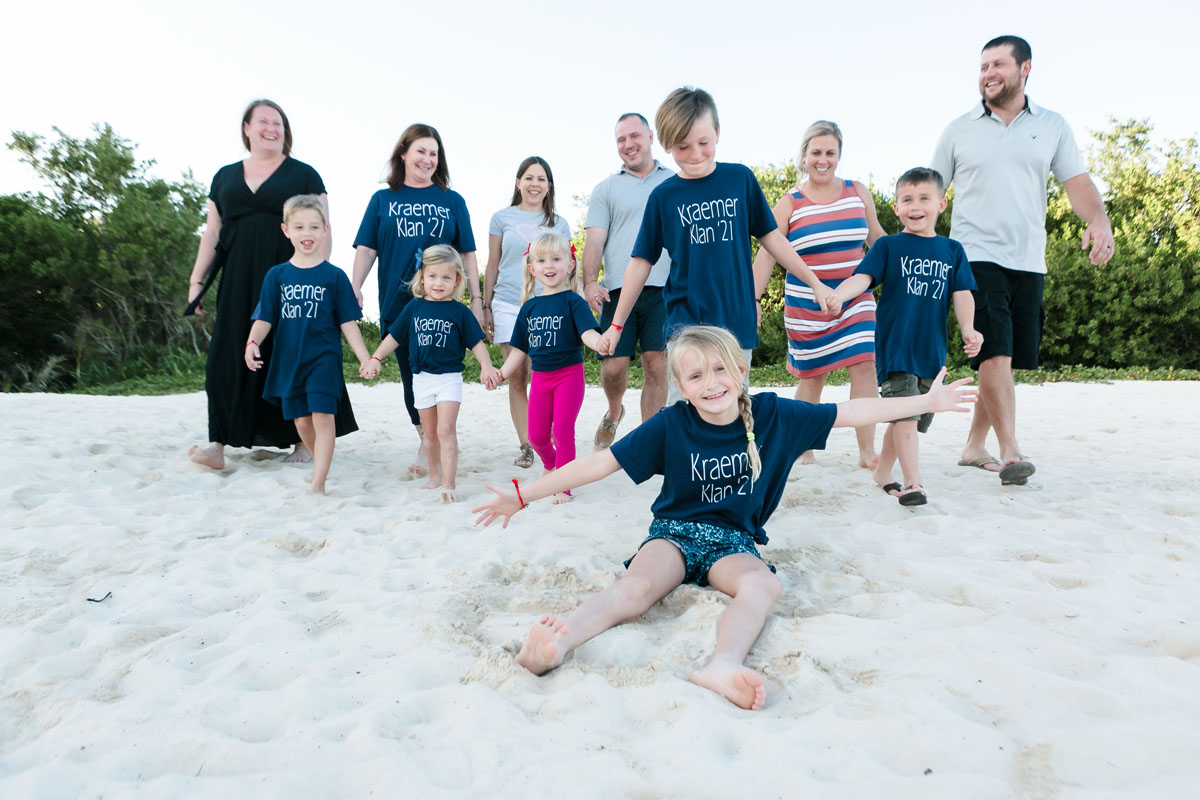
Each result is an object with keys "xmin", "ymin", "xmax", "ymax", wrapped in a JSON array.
[
  {"xmin": 582, "ymin": 112, "xmax": 673, "ymax": 448},
  {"xmin": 932, "ymin": 34, "xmax": 1114, "ymax": 485}
]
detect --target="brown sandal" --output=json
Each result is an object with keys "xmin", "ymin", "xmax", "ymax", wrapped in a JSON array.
[{"xmin": 513, "ymin": 443, "xmax": 535, "ymax": 469}]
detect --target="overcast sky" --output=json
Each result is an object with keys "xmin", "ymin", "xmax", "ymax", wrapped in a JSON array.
[{"xmin": 3, "ymin": 0, "xmax": 1192, "ymax": 319}]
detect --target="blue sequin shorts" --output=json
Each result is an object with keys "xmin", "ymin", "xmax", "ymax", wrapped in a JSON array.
[{"xmin": 625, "ymin": 518, "xmax": 775, "ymax": 586}]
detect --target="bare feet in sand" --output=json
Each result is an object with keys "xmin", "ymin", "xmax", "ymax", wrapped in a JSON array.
[
  {"xmin": 438, "ymin": 487, "xmax": 457, "ymax": 504},
  {"xmin": 796, "ymin": 450, "xmax": 818, "ymax": 466},
  {"xmin": 517, "ymin": 615, "xmax": 570, "ymax": 675},
  {"xmin": 307, "ymin": 482, "xmax": 326, "ymax": 496},
  {"xmin": 689, "ymin": 659, "xmax": 766, "ymax": 710},
  {"xmin": 858, "ymin": 451, "xmax": 880, "ymax": 470},
  {"xmin": 552, "ymin": 491, "xmax": 573, "ymax": 504},
  {"xmin": 188, "ymin": 443, "xmax": 225, "ymax": 470},
  {"xmin": 421, "ymin": 474, "xmax": 441, "ymax": 490},
  {"xmin": 283, "ymin": 443, "xmax": 312, "ymax": 464}
]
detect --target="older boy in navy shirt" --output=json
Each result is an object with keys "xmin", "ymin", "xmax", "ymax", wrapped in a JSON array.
[{"xmin": 838, "ymin": 168, "xmax": 982, "ymax": 505}]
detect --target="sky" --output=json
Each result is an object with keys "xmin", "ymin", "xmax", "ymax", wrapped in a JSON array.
[{"xmin": 3, "ymin": 0, "xmax": 1194, "ymax": 320}]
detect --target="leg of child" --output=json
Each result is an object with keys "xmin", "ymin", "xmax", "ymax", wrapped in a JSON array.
[
  {"xmin": 872, "ymin": 422, "xmax": 900, "ymax": 493},
  {"xmin": 792, "ymin": 373, "xmax": 828, "ymax": 465},
  {"xmin": 435, "ymin": 401, "xmax": 460, "ymax": 502},
  {"xmin": 690, "ymin": 553, "xmax": 782, "ymax": 710},
  {"xmin": 517, "ymin": 539, "xmax": 686, "ymax": 675},
  {"xmin": 294, "ymin": 415, "xmax": 316, "ymax": 467},
  {"xmin": 526, "ymin": 370, "xmax": 554, "ymax": 471},
  {"xmin": 397, "ymin": 352, "xmax": 429, "ymax": 477},
  {"xmin": 892, "ymin": 418, "xmax": 923, "ymax": 497},
  {"xmin": 847, "ymin": 361, "xmax": 880, "ymax": 469},
  {"xmin": 548, "ymin": 366, "xmax": 585, "ymax": 504},
  {"xmin": 418, "ymin": 406, "xmax": 441, "ymax": 490}
]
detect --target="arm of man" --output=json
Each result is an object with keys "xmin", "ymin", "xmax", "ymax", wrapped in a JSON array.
[
  {"xmin": 581, "ymin": 226, "xmax": 611, "ymax": 313},
  {"xmin": 1062, "ymin": 174, "xmax": 1115, "ymax": 266}
]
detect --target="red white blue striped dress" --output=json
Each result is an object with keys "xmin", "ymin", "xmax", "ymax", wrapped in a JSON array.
[{"xmin": 783, "ymin": 180, "xmax": 876, "ymax": 378}]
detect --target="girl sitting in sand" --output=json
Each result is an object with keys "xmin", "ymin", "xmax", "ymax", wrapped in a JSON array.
[
  {"xmin": 473, "ymin": 325, "xmax": 977, "ymax": 709},
  {"xmin": 361, "ymin": 245, "xmax": 500, "ymax": 502},
  {"xmin": 483, "ymin": 233, "xmax": 601, "ymax": 503},
  {"xmin": 244, "ymin": 195, "xmax": 370, "ymax": 494}
]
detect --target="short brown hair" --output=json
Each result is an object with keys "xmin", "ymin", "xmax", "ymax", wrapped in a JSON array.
[
  {"xmin": 654, "ymin": 87, "xmax": 719, "ymax": 152},
  {"xmin": 241, "ymin": 99, "xmax": 292, "ymax": 156},
  {"xmin": 387, "ymin": 124, "xmax": 450, "ymax": 191}
]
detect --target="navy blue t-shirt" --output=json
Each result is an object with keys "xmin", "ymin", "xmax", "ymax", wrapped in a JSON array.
[
  {"xmin": 353, "ymin": 185, "xmax": 476, "ymax": 329},
  {"xmin": 853, "ymin": 233, "xmax": 977, "ymax": 383},
  {"xmin": 510, "ymin": 291, "xmax": 601, "ymax": 372},
  {"xmin": 387, "ymin": 297, "xmax": 485, "ymax": 375},
  {"xmin": 610, "ymin": 393, "xmax": 837, "ymax": 544},
  {"xmin": 252, "ymin": 261, "xmax": 362, "ymax": 403},
  {"xmin": 631, "ymin": 162, "xmax": 776, "ymax": 349}
]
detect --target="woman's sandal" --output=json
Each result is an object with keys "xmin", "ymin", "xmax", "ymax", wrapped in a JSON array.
[{"xmin": 513, "ymin": 443, "xmax": 535, "ymax": 469}]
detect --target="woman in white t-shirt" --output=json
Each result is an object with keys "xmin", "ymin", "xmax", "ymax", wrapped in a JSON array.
[{"xmin": 484, "ymin": 156, "xmax": 572, "ymax": 468}]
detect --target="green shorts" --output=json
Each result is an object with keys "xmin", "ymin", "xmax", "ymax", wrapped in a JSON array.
[{"xmin": 880, "ymin": 372, "xmax": 934, "ymax": 433}]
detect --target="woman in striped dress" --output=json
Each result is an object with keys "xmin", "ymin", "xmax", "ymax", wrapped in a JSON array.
[{"xmin": 753, "ymin": 120, "xmax": 886, "ymax": 466}]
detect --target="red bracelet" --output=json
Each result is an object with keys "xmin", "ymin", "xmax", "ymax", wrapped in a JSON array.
[
  {"xmin": 512, "ymin": 478, "xmax": 526, "ymax": 509},
  {"xmin": 611, "ymin": 323, "xmax": 624, "ymax": 332},
  {"xmin": 245, "ymin": 339, "xmax": 257, "ymax": 349},
  {"xmin": 369, "ymin": 356, "xmax": 380, "ymax": 362}
]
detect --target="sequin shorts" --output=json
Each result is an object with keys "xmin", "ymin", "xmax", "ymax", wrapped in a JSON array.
[{"xmin": 625, "ymin": 518, "xmax": 775, "ymax": 586}]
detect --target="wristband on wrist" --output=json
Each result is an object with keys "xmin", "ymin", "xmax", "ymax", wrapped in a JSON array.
[
  {"xmin": 511, "ymin": 478, "xmax": 526, "ymax": 509},
  {"xmin": 369, "ymin": 355, "xmax": 380, "ymax": 362},
  {"xmin": 245, "ymin": 339, "xmax": 257, "ymax": 349},
  {"xmin": 611, "ymin": 323, "xmax": 624, "ymax": 332}
]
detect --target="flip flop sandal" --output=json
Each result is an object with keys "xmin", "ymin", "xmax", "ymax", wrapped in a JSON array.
[
  {"xmin": 999, "ymin": 460, "xmax": 1036, "ymax": 485},
  {"xmin": 957, "ymin": 456, "xmax": 1001, "ymax": 472},
  {"xmin": 898, "ymin": 485, "xmax": 928, "ymax": 506},
  {"xmin": 513, "ymin": 443, "xmax": 535, "ymax": 469},
  {"xmin": 878, "ymin": 482, "xmax": 902, "ymax": 497}
]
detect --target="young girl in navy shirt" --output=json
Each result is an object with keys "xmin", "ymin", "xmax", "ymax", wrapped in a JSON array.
[
  {"xmin": 474, "ymin": 325, "xmax": 977, "ymax": 709},
  {"xmin": 484, "ymin": 233, "xmax": 601, "ymax": 503},
  {"xmin": 361, "ymin": 245, "xmax": 500, "ymax": 502},
  {"xmin": 245, "ymin": 195, "xmax": 371, "ymax": 495}
]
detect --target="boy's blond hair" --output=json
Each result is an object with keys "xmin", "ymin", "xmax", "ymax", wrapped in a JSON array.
[
  {"xmin": 521, "ymin": 233, "xmax": 578, "ymax": 302},
  {"xmin": 667, "ymin": 325, "xmax": 761, "ymax": 480},
  {"xmin": 796, "ymin": 120, "xmax": 843, "ymax": 175},
  {"xmin": 410, "ymin": 244, "xmax": 467, "ymax": 300},
  {"xmin": 282, "ymin": 194, "xmax": 327, "ymax": 226},
  {"xmin": 654, "ymin": 87, "xmax": 719, "ymax": 152}
]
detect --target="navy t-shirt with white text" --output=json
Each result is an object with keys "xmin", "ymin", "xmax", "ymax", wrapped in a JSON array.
[
  {"xmin": 252, "ymin": 261, "xmax": 362, "ymax": 403},
  {"xmin": 853, "ymin": 233, "xmax": 977, "ymax": 383},
  {"xmin": 353, "ymin": 185, "xmax": 475, "ymax": 329},
  {"xmin": 510, "ymin": 291, "xmax": 601, "ymax": 372},
  {"xmin": 631, "ymin": 162, "xmax": 776, "ymax": 349},
  {"xmin": 610, "ymin": 392, "xmax": 837, "ymax": 544},
  {"xmin": 387, "ymin": 297, "xmax": 485, "ymax": 375}
]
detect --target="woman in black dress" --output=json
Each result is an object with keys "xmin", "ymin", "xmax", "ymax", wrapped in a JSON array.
[{"xmin": 187, "ymin": 99, "xmax": 356, "ymax": 469}]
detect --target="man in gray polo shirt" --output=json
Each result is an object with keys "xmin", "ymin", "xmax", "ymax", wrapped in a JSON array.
[
  {"xmin": 582, "ymin": 112, "xmax": 673, "ymax": 448},
  {"xmin": 932, "ymin": 34, "xmax": 1114, "ymax": 485}
]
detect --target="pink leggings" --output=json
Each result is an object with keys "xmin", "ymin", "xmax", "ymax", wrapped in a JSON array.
[{"xmin": 527, "ymin": 363, "xmax": 585, "ymax": 471}]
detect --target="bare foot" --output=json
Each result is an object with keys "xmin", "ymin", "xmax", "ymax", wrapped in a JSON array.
[
  {"xmin": 796, "ymin": 450, "xmax": 818, "ymax": 466},
  {"xmin": 551, "ymin": 490, "xmax": 573, "ymax": 505},
  {"xmin": 858, "ymin": 451, "xmax": 880, "ymax": 470},
  {"xmin": 408, "ymin": 437, "xmax": 430, "ymax": 477},
  {"xmin": 689, "ymin": 660, "xmax": 766, "ymax": 710},
  {"xmin": 188, "ymin": 443, "xmax": 225, "ymax": 470},
  {"xmin": 438, "ymin": 487, "xmax": 457, "ymax": 504},
  {"xmin": 284, "ymin": 444, "xmax": 312, "ymax": 464},
  {"xmin": 421, "ymin": 474, "xmax": 441, "ymax": 490},
  {"xmin": 308, "ymin": 482, "xmax": 326, "ymax": 496},
  {"xmin": 516, "ymin": 615, "xmax": 570, "ymax": 675}
]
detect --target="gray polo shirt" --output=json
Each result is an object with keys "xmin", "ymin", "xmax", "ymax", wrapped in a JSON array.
[
  {"xmin": 931, "ymin": 97, "xmax": 1087, "ymax": 274},
  {"xmin": 584, "ymin": 161, "xmax": 672, "ymax": 290}
]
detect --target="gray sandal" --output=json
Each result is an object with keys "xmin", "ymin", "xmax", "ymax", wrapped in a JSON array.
[{"xmin": 514, "ymin": 443, "xmax": 535, "ymax": 469}]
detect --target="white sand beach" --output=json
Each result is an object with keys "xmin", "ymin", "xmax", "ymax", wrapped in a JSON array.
[{"xmin": 2, "ymin": 381, "xmax": 1198, "ymax": 798}]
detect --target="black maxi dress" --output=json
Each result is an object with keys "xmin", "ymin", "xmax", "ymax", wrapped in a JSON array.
[{"xmin": 192, "ymin": 157, "xmax": 357, "ymax": 447}]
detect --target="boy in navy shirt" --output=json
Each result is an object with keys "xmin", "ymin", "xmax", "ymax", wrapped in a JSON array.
[
  {"xmin": 246, "ymin": 195, "xmax": 370, "ymax": 495},
  {"xmin": 838, "ymin": 168, "xmax": 983, "ymax": 505},
  {"xmin": 595, "ymin": 87, "xmax": 841, "ymax": 402}
]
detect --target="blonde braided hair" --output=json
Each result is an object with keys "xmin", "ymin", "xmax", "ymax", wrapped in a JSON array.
[{"xmin": 668, "ymin": 325, "xmax": 761, "ymax": 481}]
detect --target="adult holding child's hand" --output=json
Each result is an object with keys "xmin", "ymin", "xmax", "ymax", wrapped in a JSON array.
[{"xmin": 186, "ymin": 99, "xmax": 357, "ymax": 470}]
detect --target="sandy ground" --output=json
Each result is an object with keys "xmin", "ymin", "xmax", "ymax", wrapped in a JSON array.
[{"xmin": 1, "ymin": 381, "xmax": 1198, "ymax": 799}]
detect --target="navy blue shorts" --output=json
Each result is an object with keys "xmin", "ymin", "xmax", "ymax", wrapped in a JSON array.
[
  {"xmin": 970, "ymin": 261, "xmax": 1044, "ymax": 370},
  {"xmin": 599, "ymin": 286, "xmax": 667, "ymax": 360},
  {"xmin": 281, "ymin": 391, "xmax": 338, "ymax": 420},
  {"xmin": 625, "ymin": 518, "xmax": 775, "ymax": 587}
]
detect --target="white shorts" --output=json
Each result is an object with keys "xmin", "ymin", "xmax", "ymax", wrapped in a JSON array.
[
  {"xmin": 412, "ymin": 371, "xmax": 463, "ymax": 409},
  {"xmin": 491, "ymin": 297, "xmax": 521, "ymax": 346}
]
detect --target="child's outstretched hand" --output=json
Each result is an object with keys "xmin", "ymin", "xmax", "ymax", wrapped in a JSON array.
[
  {"xmin": 360, "ymin": 357, "xmax": 382, "ymax": 380},
  {"xmin": 961, "ymin": 328, "xmax": 983, "ymax": 358},
  {"xmin": 472, "ymin": 481, "xmax": 523, "ymax": 528},
  {"xmin": 244, "ymin": 341, "xmax": 263, "ymax": 371},
  {"xmin": 927, "ymin": 367, "xmax": 979, "ymax": 413}
]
